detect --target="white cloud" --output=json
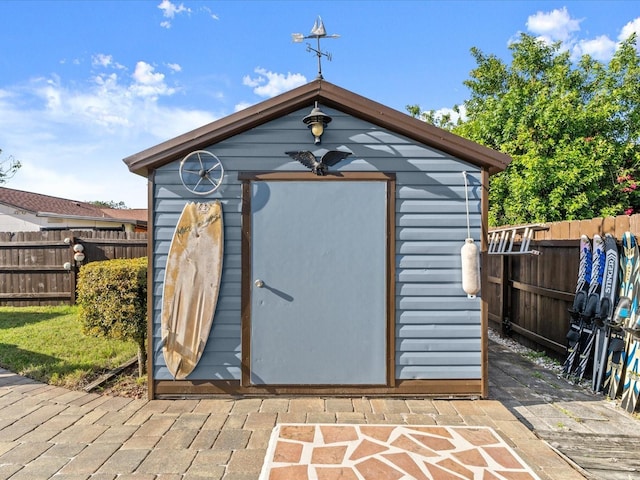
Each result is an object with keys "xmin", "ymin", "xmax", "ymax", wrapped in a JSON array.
[
  {"xmin": 38, "ymin": 76, "xmax": 63, "ymax": 110},
  {"xmin": 132, "ymin": 62, "xmax": 164, "ymax": 86},
  {"xmin": 242, "ymin": 75, "xmax": 262, "ymax": 89},
  {"xmin": 242, "ymin": 67, "xmax": 306, "ymax": 98},
  {"xmin": 91, "ymin": 53, "xmax": 124, "ymax": 70},
  {"xmin": 40, "ymin": 63, "xmax": 211, "ymax": 137},
  {"xmin": 166, "ymin": 62, "xmax": 182, "ymax": 73},
  {"xmin": 201, "ymin": 6, "xmax": 219, "ymax": 21},
  {"xmin": 524, "ymin": 7, "xmax": 640, "ymax": 62},
  {"xmin": 619, "ymin": 17, "xmax": 640, "ymax": 51},
  {"xmin": 526, "ymin": 7, "xmax": 582, "ymax": 43},
  {"xmin": 157, "ymin": 0, "xmax": 191, "ymax": 28},
  {"xmin": 428, "ymin": 105, "xmax": 467, "ymax": 125},
  {"xmin": 620, "ymin": 17, "xmax": 640, "ymax": 40},
  {"xmin": 234, "ymin": 101, "xmax": 254, "ymax": 112},
  {"xmin": 0, "ymin": 57, "xmax": 217, "ymax": 207},
  {"xmin": 158, "ymin": 0, "xmax": 190, "ymax": 18},
  {"xmin": 572, "ymin": 35, "xmax": 617, "ymax": 61},
  {"xmin": 130, "ymin": 61, "xmax": 176, "ymax": 98}
]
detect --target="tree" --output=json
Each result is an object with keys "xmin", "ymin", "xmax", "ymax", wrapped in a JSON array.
[
  {"xmin": 89, "ymin": 200, "xmax": 129, "ymax": 209},
  {"xmin": 406, "ymin": 104, "xmax": 462, "ymax": 131},
  {"xmin": 414, "ymin": 34, "xmax": 640, "ymax": 226},
  {"xmin": 0, "ymin": 149, "xmax": 21, "ymax": 184}
]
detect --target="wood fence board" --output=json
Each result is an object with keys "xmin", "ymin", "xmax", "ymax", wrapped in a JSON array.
[
  {"xmin": 0, "ymin": 230, "xmax": 147, "ymax": 306},
  {"xmin": 579, "ymin": 218, "xmax": 598, "ymax": 237},
  {"xmin": 568, "ymin": 220, "xmax": 580, "ymax": 239},
  {"xmin": 549, "ymin": 221, "xmax": 569, "ymax": 239},
  {"xmin": 615, "ymin": 215, "xmax": 630, "ymax": 234},
  {"xmin": 631, "ymin": 214, "xmax": 640, "ymax": 235},
  {"xmin": 487, "ymin": 234, "xmax": 596, "ymax": 354},
  {"xmin": 602, "ymin": 216, "xmax": 615, "ymax": 234},
  {"xmin": 485, "ymin": 213, "xmax": 640, "ymax": 355}
]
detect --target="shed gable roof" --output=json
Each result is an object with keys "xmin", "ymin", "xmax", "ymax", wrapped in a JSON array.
[{"xmin": 124, "ymin": 80, "xmax": 511, "ymax": 176}]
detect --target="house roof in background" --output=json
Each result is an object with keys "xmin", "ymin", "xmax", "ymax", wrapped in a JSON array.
[
  {"xmin": 99, "ymin": 208, "xmax": 147, "ymax": 223},
  {"xmin": 0, "ymin": 187, "xmax": 147, "ymax": 224},
  {"xmin": 124, "ymin": 79, "xmax": 513, "ymax": 177}
]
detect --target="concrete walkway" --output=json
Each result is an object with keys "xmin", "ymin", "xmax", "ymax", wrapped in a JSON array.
[
  {"xmin": 490, "ymin": 339, "xmax": 640, "ymax": 479},
  {"xmin": 0, "ymin": 339, "xmax": 634, "ymax": 480}
]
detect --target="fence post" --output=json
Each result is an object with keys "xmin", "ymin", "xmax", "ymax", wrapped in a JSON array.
[
  {"xmin": 500, "ymin": 255, "xmax": 511, "ymax": 335},
  {"xmin": 67, "ymin": 235, "xmax": 77, "ymax": 305},
  {"xmin": 70, "ymin": 263, "xmax": 77, "ymax": 305}
]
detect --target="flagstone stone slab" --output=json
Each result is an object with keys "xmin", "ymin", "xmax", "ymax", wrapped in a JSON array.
[{"xmin": 260, "ymin": 424, "xmax": 541, "ymax": 480}]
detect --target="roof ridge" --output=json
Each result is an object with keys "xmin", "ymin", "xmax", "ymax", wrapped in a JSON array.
[
  {"xmin": 0, "ymin": 186, "xmax": 110, "ymax": 216},
  {"xmin": 123, "ymin": 79, "xmax": 511, "ymax": 177}
]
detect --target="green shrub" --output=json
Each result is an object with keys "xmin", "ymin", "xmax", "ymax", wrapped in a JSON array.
[{"xmin": 77, "ymin": 257, "xmax": 147, "ymax": 376}]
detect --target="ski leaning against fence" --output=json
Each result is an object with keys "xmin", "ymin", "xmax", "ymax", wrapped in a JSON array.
[
  {"xmin": 620, "ymin": 232, "xmax": 640, "ymax": 412},
  {"xmin": 592, "ymin": 233, "xmax": 619, "ymax": 393},
  {"xmin": 573, "ymin": 234, "xmax": 605, "ymax": 381},
  {"xmin": 605, "ymin": 232, "xmax": 640, "ymax": 401},
  {"xmin": 563, "ymin": 235, "xmax": 592, "ymax": 377}
]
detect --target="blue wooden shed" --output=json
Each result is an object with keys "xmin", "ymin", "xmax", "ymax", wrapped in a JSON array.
[{"xmin": 124, "ymin": 80, "xmax": 511, "ymax": 399}]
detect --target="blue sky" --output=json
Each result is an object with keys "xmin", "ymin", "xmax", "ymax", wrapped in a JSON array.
[{"xmin": 1, "ymin": 1, "xmax": 638, "ymax": 208}]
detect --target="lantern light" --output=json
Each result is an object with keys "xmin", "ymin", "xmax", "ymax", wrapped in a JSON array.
[{"xmin": 302, "ymin": 102, "xmax": 332, "ymax": 144}]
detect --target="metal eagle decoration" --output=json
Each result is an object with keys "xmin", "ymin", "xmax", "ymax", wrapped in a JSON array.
[{"xmin": 285, "ymin": 150, "xmax": 352, "ymax": 176}]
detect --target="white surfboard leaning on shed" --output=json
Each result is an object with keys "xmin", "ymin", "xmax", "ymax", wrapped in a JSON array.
[{"xmin": 161, "ymin": 201, "xmax": 224, "ymax": 379}]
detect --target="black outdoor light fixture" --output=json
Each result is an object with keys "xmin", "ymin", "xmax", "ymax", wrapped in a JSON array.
[{"xmin": 303, "ymin": 102, "xmax": 332, "ymax": 144}]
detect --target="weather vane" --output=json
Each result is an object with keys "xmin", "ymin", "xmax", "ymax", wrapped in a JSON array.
[{"xmin": 291, "ymin": 17, "xmax": 340, "ymax": 79}]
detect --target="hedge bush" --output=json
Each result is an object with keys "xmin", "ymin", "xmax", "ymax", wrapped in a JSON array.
[{"xmin": 76, "ymin": 257, "xmax": 147, "ymax": 376}]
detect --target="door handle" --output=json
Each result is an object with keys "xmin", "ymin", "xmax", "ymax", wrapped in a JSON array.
[{"xmin": 254, "ymin": 279, "xmax": 265, "ymax": 288}]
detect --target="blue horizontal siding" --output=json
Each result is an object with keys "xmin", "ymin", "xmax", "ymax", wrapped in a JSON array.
[
  {"xmin": 151, "ymin": 107, "xmax": 482, "ymax": 382},
  {"xmin": 398, "ymin": 365, "xmax": 481, "ymax": 380},
  {"xmin": 397, "ymin": 310, "xmax": 480, "ymax": 324},
  {"xmin": 398, "ymin": 338, "xmax": 480, "ymax": 352},
  {"xmin": 397, "ymin": 351, "xmax": 481, "ymax": 366}
]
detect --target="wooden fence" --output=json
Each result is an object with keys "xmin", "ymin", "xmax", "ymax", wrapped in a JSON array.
[
  {"xmin": 4, "ymin": 212, "xmax": 640, "ymax": 346},
  {"xmin": 0, "ymin": 230, "xmax": 147, "ymax": 307},
  {"xmin": 487, "ymin": 213, "xmax": 640, "ymax": 357}
]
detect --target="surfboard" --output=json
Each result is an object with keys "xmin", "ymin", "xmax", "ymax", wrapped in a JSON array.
[{"xmin": 161, "ymin": 201, "xmax": 223, "ymax": 379}]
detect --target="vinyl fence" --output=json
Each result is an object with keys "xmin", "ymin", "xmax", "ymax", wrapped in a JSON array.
[{"xmin": 0, "ymin": 230, "xmax": 147, "ymax": 306}]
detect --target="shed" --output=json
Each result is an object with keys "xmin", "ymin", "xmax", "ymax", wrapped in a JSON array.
[{"xmin": 124, "ymin": 80, "xmax": 511, "ymax": 399}]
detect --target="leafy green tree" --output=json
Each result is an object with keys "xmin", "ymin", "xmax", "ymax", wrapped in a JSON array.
[
  {"xmin": 406, "ymin": 104, "xmax": 462, "ymax": 131},
  {"xmin": 89, "ymin": 200, "xmax": 129, "ymax": 209},
  {"xmin": 0, "ymin": 149, "xmax": 21, "ymax": 183},
  {"xmin": 412, "ymin": 34, "xmax": 640, "ymax": 225}
]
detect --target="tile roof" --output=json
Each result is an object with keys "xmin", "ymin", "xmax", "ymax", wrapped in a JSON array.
[
  {"xmin": 0, "ymin": 187, "xmax": 146, "ymax": 222},
  {"xmin": 100, "ymin": 208, "xmax": 148, "ymax": 222}
]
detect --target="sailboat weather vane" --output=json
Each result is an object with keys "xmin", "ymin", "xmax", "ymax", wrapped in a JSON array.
[{"xmin": 291, "ymin": 17, "xmax": 340, "ymax": 79}]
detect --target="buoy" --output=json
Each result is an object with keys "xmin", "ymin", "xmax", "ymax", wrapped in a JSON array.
[
  {"xmin": 461, "ymin": 171, "xmax": 480, "ymax": 297},
  {"xmin": 461, "ymin": 237, "xmax": 480, "ymax": 296}
]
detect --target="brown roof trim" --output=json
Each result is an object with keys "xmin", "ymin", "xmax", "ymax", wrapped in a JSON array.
[
  {"xmin": 123, "ymin": 80, "xmax": 511, "ymax": 176},
  {"xmin": 316, "ymin": 82, "xmax": 511, "ymax": 174}
]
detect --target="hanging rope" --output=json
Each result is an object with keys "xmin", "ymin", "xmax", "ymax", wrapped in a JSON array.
[
  {"xmin": 461, "ymin": 171, "xmax": 480, "ymax": 296},
  {"xmin": 463, "ymin": 171, "xmax": 472, "ymax": 239}
]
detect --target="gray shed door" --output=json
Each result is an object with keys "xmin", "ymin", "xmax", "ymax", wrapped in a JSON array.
[{"xmin": 250, "ymin": 180, "xmax": 387, "ymax": 385}]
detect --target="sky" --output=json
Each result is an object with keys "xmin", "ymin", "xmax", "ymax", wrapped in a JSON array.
[{"xmin": 1, "ymin": 1, "xmax": 639, "ymax": 209}]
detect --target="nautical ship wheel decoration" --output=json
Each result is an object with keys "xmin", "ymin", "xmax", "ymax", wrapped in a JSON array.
[{"xmin": 179, "ymin": 150, "xmax": 225, "ymax": 195}]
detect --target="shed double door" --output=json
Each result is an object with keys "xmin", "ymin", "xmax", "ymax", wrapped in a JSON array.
[{"xmin": 245, "ymin": 176, "xmax": 390, "ymax": 386}]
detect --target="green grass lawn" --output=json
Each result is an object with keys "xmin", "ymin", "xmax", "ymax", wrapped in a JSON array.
[{"xmin": 0, "ymin": 305, "xmax": 138, "ymax": 389}]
